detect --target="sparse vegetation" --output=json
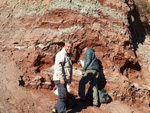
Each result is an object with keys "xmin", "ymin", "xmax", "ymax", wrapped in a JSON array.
[{"xmin": 136, "ymin": 0, "xmax": 150, "ymax": 16}]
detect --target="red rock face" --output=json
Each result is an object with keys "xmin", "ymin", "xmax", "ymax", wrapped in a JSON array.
[{"xmin": 0, "ymin": 0, "xmax": 150, "ymax": 112}]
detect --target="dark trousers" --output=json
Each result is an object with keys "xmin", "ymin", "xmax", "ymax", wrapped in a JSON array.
[
  {"xmin": 79, "ymin": 70, "xmax": 99, "ymax": 106},
  {"xmin": 54, "ymin": 80, "xmax": 67, "ymax": 113}
]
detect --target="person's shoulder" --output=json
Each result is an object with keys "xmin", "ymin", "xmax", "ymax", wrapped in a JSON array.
[
  {"xmin": 87, "ymin": 48, "xmax": 94, "ymax": 53},
  {"xmin": 56, "ymin": 49, "xmax": 65, "ymax": 56},
  {"xmin": 88, "ymin": 47, "xmax": 94, "ymax": 50}
]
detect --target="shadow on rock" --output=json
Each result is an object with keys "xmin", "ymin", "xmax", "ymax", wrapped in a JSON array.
[
  {"xmin": 67, "ymin": 98, "xmax": 89, "ymax": 113},
  {"xmin": 97, "ymin": 59, "xmax": 106, "ymax": 90}
]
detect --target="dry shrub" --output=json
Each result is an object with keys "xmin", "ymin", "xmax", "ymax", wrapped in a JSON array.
[{"xmin": 136, "ymin": 0, "xmax": 150, "ymax": 14}]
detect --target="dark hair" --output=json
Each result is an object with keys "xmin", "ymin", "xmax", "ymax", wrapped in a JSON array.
[{"xmin": 81, "ymin": 45, "xmax": 87, "ymax": 52}]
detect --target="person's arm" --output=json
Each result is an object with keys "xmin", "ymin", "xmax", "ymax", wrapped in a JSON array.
[{"xmin": 83, "ymin": 53, "xmax": 92, "ymax": 71}]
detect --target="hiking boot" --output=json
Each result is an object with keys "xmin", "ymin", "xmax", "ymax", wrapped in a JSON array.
[{"xmin": 52, "ymin": 108, "xmax": 57, "ymax": 113}]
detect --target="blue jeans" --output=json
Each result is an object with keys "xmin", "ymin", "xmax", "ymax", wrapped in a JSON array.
[{"xmin": 54, "ymin": 80, "xmax": 67, "ymax": 113}]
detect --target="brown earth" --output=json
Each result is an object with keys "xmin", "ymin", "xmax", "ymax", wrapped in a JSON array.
[{"xmin": 0, "ymin": 0, "xmax": 150, "ymax": 113}]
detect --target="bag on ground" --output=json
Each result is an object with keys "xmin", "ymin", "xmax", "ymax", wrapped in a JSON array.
[
  {"xmin": 54, "ymin": 84, "xmax": 71, "ymax": 96},
  {"xmin": 98, "ymin": 89, "xmax": 111, "ymax": 104}
]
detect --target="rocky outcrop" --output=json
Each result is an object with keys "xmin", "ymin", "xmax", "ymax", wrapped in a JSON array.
[{"xmin": 0, "ymin": 0, "xmax": 150, "ymax": 112}]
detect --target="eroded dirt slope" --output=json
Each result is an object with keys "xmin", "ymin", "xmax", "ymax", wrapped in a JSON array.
[{"xmin": 0, "ymin": 0, "xmax": 150, "ymax": 113}]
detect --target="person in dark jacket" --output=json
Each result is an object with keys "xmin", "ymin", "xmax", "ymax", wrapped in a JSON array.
[{"xmin": 78, "ymin": 45, "xmax": 99, "ymax": 107}]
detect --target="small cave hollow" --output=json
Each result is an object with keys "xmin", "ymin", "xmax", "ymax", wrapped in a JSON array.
[
  {"xmin": 33, "ymin": 54, "xmax": 46, "ymax": 67},
  {"xmin": 19, "ymin": 76, "xmax": 25, "ymax": 87},
  {"xmin": 120, "ymin": 61, "xmax": 141, "ymax": 75}
]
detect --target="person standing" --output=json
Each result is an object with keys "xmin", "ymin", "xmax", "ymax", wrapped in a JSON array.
[
  {"xmin": 52, "ymin": 40, "xmax": 73, "ymax": 113},
  {"xmin": 78, "ymin": 45, "xmax": 99, "ymax": 107}
]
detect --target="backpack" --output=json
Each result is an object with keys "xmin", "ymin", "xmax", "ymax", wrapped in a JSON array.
[{"xmin": 98, "ymin": 89, "xmax": 111, "ymax": 104}]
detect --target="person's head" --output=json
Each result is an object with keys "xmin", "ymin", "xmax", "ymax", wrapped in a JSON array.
[
  {"xmin": 64, "ymin": 40, "xmax": 73, "ymax": 54},
  {"xmin": 81, "ymin": 45, "xmax": 88, "ymax": 53}
]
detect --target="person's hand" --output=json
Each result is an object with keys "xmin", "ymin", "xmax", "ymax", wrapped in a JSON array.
[
  {"xmin": 60, "ymin": 79, "xmax": 65, "ymax": 85},
  {"xmin": 80, "ymin": 70, "xmax": 85, "ymax": 75}
]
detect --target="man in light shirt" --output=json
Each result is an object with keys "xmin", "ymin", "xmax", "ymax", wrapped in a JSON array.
[{"xmin": 52, "ymin": 40, "xmax": 73, "ymax": 113}]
